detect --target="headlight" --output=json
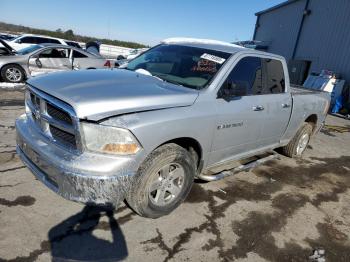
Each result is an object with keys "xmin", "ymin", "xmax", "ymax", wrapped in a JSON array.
[{"xmin": 81, "ymin": 122, "xmax": 141, "ymax": 155}]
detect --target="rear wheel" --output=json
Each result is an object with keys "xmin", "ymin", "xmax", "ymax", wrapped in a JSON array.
[
  {"xmin": 126, "ymin": 143, "xmax": 195, "ymax": 218},
  {"xmin": 1, "ymin": 64, "xmax": 25, "ymax": 83},
  {"xmin": 282, "ymin": 123, "xmax": 312, "ymax": 158}
]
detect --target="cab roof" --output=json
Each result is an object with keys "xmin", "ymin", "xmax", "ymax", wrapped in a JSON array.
[
  {"xmin": 161, "ymin": 37, "xmax": 245, "ymax": 54},
  {"xmin": 161, "ymin": 37, "xmax": 283, "ymax": 60}
]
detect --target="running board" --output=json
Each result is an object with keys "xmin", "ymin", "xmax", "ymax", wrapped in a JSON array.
[{"xmin": 198, "ymin": 153, "xmax": 280, "ymax": 182}]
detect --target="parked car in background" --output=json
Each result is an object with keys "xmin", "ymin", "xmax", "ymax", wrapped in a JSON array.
[
  {"xmin": 5, "ymin": 34, "xmax": 82, "ymax": 51},
  {"xmin": 16, "ymin": 38, "xmax": 330, "ymax": 218},
  {"xmin": 126, "ymin": 48, "xmax": 149, "ymax": 60},
  {"xmin": 114, "ymin": 48, "xmax": 149, "ymax": 67},
  {"xmin": 0, "ymin": 43, "xmax": 110, "ymax": 82},
  {"xmin": 0, "ymin": 33, "xmax": 17, "ymax": 41}
]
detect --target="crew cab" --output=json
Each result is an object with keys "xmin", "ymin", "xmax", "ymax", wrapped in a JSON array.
[{"xmin": 16, "ymin": 38, "xmax": 330, "ymax": 218}]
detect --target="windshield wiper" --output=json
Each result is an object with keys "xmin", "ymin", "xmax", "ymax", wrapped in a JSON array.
[{"xmin": 153, "ymin": 73, "xmax": 200, "ymax": 89}]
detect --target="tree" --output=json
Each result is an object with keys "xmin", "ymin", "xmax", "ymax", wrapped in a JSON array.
[
  {"xmin": 56, "ymin": 28, "xmax": 63, "ymax": 33},
  {"xmin": 64, "ymin": 29, "xmax": 74, "ymax": 38}
]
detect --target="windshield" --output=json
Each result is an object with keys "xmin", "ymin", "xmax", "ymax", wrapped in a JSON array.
[
  {"xmin": 126, "ymin": 44, "xmax": 231, "ymax": 89},
  {"xmin": 17, "ymin": 45, "xmax": 43, "ymax": 55}
]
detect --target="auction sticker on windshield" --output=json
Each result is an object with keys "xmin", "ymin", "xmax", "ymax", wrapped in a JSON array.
[{"xmin": 200, "ymin": 53, "xmax": 226, "ymax": 64}]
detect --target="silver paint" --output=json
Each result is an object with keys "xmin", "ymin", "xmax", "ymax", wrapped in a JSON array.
[{"xmin": 16, "ymin": 40, "xmax": 330, "ymax": 207}]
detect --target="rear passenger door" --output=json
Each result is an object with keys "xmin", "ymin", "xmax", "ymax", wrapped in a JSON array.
[{"xmin": 258, "ymin": 58, "xmax": 292, "ymax": 147}]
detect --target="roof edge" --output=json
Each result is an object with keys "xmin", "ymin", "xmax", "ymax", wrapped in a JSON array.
[{"xmin": 255, "ymin": 0, "xmax": 301, "ymax": 16}]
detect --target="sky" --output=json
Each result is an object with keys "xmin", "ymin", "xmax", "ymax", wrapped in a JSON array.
[{"xmin": 1, "ymin": 0, "xmax": 284, "ymax": 45}]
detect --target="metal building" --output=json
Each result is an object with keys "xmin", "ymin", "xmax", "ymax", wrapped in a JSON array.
[{"xmin": 253, "ymin": 0, "xmax": 350, "ymax": 85}]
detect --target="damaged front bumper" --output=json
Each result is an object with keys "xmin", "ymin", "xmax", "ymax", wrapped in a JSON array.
[{"xmin": 16, "ymin": 114, "xmax": 138, "ymax": 207}]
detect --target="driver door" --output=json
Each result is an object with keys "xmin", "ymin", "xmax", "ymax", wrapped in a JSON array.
[
  {"xmin": 208, "ymin": 56, "xmax": 265, "ymax": 166},
  {"xmin": 28, "ymin": 47, "xmax": 72, "ymax": 76}
]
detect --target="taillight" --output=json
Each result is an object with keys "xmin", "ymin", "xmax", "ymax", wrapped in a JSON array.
[{"xmin": 104, "ymin": 60, "xmax": 111, "ymax": 68}]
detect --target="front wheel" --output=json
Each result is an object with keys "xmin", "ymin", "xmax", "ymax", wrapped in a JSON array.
[
  {"xmin": 1, "ymin": 64, "xmax": 26, "ymax": 83},
  {"xmin": 282, "ymin": 123, "xmax": 312, "ymax": 158},
  {"xmin": 126, "ymin": 143, "xmax": 195, "ymax": 218}
]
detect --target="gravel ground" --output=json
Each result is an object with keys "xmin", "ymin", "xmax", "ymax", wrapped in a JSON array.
[{"xmin": 0, "ymin": 89, "xmax": 349, "ymax": 262}]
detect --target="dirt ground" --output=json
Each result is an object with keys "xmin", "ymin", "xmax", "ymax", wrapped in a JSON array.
[{"xmin": 0, "ymin": 88, "xmax": 349, "ymax": 262}]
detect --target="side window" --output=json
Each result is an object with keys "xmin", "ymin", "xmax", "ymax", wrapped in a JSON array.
[
  {"xmin": 18, "ymin": 37, "xmax": 36, "ymax": 44},
  {"xmin": 262, "ymin": 59, "xmax": 285, "ymax": 94},
  {"xmin": 220, "ymin": 56, "xmax": 263, "ymax": 97},
  {"xmin": 35, "ymin": 37, "xmax": 48, "ymax": 44},
  {"xmin": 47, "ymin": 39, "xmax": 61, "ymax": 44},
  {"xmin": 39, "ymin": 48, "xmax": 69, "ymax": 58},
  {"xmin": 72, "ymin": 50, "xmax": 87, "ymax": 58}
]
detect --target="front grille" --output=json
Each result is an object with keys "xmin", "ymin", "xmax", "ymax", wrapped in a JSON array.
[
  {"xmin": 26, "ymin": 87, "xmax": 78, "ymax": 151},
  {"xmin": 47, "ymin": 103, "xmax": 72, "ymax": 125},
  {"xmin": 50, "ymin": 125, "xmax": 76, "ymax": 148}
]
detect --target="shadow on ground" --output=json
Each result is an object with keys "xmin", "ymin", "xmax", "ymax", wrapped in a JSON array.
[
  {"xmin": 49, "ymin": 206, "xmax": 128, "ymax": 261},
  {"xmin": 0, "ymin": 206, "xmax": 129, "ymax": 262}
]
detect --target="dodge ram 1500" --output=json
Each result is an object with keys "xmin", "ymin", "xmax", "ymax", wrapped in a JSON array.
[{"xmin": 16, "ymin": 38, "xmax": 330, "ymax": 218}]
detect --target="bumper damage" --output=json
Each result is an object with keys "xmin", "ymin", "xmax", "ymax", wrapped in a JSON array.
[{"xmin": 16, "ymin": 114, "xmax": 137, "ymax": 206}]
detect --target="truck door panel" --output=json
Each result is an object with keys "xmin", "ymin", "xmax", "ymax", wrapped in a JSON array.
[
  {"xmin": 208, "ymin": 56, "xmax": 264, "ymax": 166},
  {"xmin": 258, "ymin": 58, "xmax": 291, "ymax": 146}
]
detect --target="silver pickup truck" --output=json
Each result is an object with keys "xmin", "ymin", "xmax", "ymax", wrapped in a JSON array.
[{"xmin": 16, "ymin": 38, "xmax": 330, "ymax": 218}]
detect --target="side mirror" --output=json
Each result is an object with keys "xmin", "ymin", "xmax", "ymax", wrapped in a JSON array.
[
  {"xmin": 35, "ymin": 58, "xmax": 42, "ymax": 68},
  {"xmin": 218, "ymin": 80, "xmax": 248, "ymax": 101}
]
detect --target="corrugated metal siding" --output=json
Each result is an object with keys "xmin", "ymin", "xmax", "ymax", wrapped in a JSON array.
[
  {"xmin": 295, "ymin": 0, "xmax": 350, "ymax": 82},
  {"xmin": 254, "ymin": 0, "xmax": 306, "ymax": 59},
  {"xmin": 254, "ymin": 0, "xmax": 350, "ymax": 82}
]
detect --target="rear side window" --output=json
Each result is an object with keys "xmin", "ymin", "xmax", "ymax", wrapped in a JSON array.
[
  {"xmin": 47, "ymin": 38, "xmax": 61, "ymax": 44},
  {"xmin": 73, "ymin": 50, "xmax": 88, "ymax": 58},
  {"xmin": 35, "ymin": 37, "xmax": 60, "ymax": 44},
  {"xmin": 35, "ymin": 37, "xmax": 48, "ymax": 44},
  {"xmin": 223, "ymin": 56, "xmax": 263, "ymax": 96},
  {"xmin": 18, "ymin": 37, "xmax": 36, "ymax": 44},
  {"xmin": 67, "ymin": 42, "xmax": 81, "ymax": 48},
  {"xmin": 262, "ymin": 58, "xmax": 285, "ymax": 94}
]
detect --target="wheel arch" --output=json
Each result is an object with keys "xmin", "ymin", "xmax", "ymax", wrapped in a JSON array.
[
  {"xmin": 158, "ymin": 137, "xmax": 203, "ymax": 171},
  {"xmin": 304, "ymin": 114, "xmax": 318, "ymax": 133},
  {"xmin": 0, "ymin": 63, "xmax": 27, "ymax": 79}
]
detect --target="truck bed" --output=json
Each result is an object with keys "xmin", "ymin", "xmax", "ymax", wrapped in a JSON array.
[{"xmin": 290, "ymin": 84, "xmax": 329, "ymax": 95}]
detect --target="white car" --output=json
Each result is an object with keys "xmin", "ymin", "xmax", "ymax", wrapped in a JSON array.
[
  {"xmin": 5, "ymin": 34, "xmax": 82, "ymax": 51},
  {"xmin": 126, "ymin": 48, "xmax": 149, "ymax": 60}
]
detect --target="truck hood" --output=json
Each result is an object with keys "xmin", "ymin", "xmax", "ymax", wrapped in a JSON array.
[{"xmin": 27, "ymin": 69, "xmax": 199, "ymax": 121}]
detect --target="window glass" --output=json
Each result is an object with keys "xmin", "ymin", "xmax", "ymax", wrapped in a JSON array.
[
  {"xmin": 39, "ymin": 48, "xmax": 69, "ymax": 58},
  {"xmin": 66, "ymin": 41, "xmax": 81, "ymax": 48},
  {"xmin": 18, "ymin": 37, "xmax": 36, "ymax": 44},
  {"xmin": 126, "ymin": 44, "xmax": 231, "ymax": 89},
  {"xmin": 35, "ymin": 37, "xmax": 47, "ymax": 44},
  {"xmin": 73, "ymin": 50, "xmax": 87, "ymax": 58},
  {"xmin": 48, "ymin": 38, "xmax": 61, "ymax": 44},
  {"xmin": 262, "ymin": 58, "xmax": 285, "ymax": 94},
  {"xmin": 222, "ymin": 56, "xmax": 263, "ymax": 96}
]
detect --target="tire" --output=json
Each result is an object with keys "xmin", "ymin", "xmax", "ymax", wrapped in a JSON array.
[
  {"xmin": 282, "ymin": 123, "xmax": 312, "ymax": 158},
  {"xmin": 126, "ymin": 143, "xmax": 195, "ymax": 218},
  {"xmin": 1, "ymin": 64, "xmax": 26, "ymax": 83}
]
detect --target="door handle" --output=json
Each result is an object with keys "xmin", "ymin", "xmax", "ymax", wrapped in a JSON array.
[
  {"xmin": 282, "ymin": 103, "xmax": 291, "ymax": 108},
  {"xmin": 252, "ymin": 105, "xmax": 264, "ymax": 111}
]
